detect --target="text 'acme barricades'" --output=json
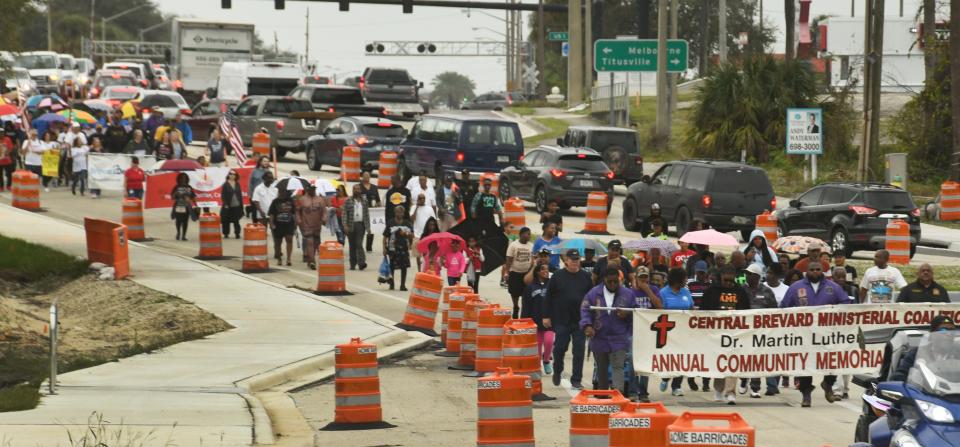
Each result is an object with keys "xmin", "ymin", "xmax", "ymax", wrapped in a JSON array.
[
  {"xmin": 83, "ymin": 217, "xmax": 129, "ymax": 279},
  {"xmin": 316, "ymin": 241, "xmax": 348, "ymax": 294},
  {"xmin": 609, "ymin": 401, "xmax": 678, "ymax": 447},
  {"xmin": 445, "ymin": 292, "xmax": 477, "ymax": 355},
  {"xmin": 569, "ymin": 389, "xmax": 630, "ymax": 447},
  {"xmin": 666, "ymin": 412, "xmax": 754, "ymax": 447},
  {"xmin": 121, "ymin": 198, "xmax": 146, "ymax": 241},
  {"xmin": 579, "ymin": 191, "xmax": 611, "ymax": 235},
  {"xmin": 198, "ymin": 213, "xmax": 223, "ymax": 259},
  {"xmin": 11, "ymin": 170, "xmax": 40, "ymax": 211},
  {"xmin": 477, "ymin": 367, "xmax": 534, "ymax": 447},
  {"xmin": 341, "ymin": 145, "xmax": 361, "ymax": 182},
  {"xmin": 475, "ymin": 304, "xmax": 514, "ymax": 373},
  {"xmin": 396, "ymin": 272, "xmax": 443, "ymax": 335},
  {"xmin": 441, "ymin": 285, "xmax": 474, "ymax": 349},
  {"xmin": 334, "ymin": 337, "xmax": 382, "ymax": 424},
  {"xmin": 501, "ymin": 318, "xmax": 543, "ymax": 396},
  {"xmin": 242, "ymin": 223, "xmax": 269, "ymax": 272},
  {"xmin": 885, "ymin": 219, "xmax": 911, "ymax": 265},
  {"xmin": 378, "ymin": 151, "xmax": 398, "ymax": 188}
]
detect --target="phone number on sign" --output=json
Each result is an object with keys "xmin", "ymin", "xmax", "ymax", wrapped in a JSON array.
[{"xmin": 788, "ymin": 143, "xmax": 821, "ymax": 151}]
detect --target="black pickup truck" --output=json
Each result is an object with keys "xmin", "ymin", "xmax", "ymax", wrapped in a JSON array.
[{"xmin": 289, "ymin": 84, "xmax": 385, "ymax": 117}]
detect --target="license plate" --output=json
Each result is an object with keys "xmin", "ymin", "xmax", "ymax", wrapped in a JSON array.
[
  {"xmin": 578, "ymin": 180, "xmax": 595, "ymax": 188},
  {"xmin": 381, "ymin": 145, "xmax": 396, "ymax": 152},
  {"xmin": 731, "ymin": 216, "xmax": 752, "ymax": 225},
  {"xmin": 497, "ymin": 155, "xmax": 510, "ymax": 163}
]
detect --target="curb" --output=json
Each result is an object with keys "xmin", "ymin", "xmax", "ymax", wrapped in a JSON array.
[{"xmin": 495, "ymin": 110, "xmax": 551, "ymax": 135}]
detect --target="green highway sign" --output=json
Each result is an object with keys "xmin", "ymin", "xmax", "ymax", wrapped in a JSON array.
[
  {"xmin": 593, "ymin": 39, "xmax": 689, "ymax": 73},
  {"xmin": 548, "ymin": 31, "xmax": 568, "ymax": 42}
]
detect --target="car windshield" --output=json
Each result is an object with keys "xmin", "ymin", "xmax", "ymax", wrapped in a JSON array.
[
  {"xmin": 361, "ymin": 123, "xmax": 405, "ymax": 137},
  {"xmin": 304, "ymin": 76, "xmax": 330, "ymax": 85},
  {"xmin": 104, "ymin": 88, "xmax": 141, "ymax": 100},
  {"xmin": 311, "ymin": 88, "xmax": 364, "ymax": 105},
  {"xmin": 263, "ymin": 99, "xmax": 313, "ymax": 116},
  {"xmin": 589, "ymin": 131, "xmax": 639, "ymax": 153},
  {"xmin": 907, "ymin": 331, "xmax": 960, "ymax": 397},
  {"xmin": 707, "ymin": 168, "xmax": 772, "ymax": 194},
  {"xmin": 58, "ymin": 56, "xmax": 75, "ymax": 69},
  {"xmin": 863, "ymin": 191, "xmax": 916, "ymax": 210},
  {"xmin": 15, "ymin": 54, "xmax": 58, "ymax": 69},
  {"xmin": 558, "ymin": 154, "xmax": 607, "ymax": 171},
  {"xmin": 96, "ymin": 76, "xmax": 136, "ymax": 89},
  {"xmin": 248, "ymin": 78, "xmax": 300, "ymax": 96},
  {"xmin": 140, "ymin": 94, "xmax": 184, "ymax": 108},
  {"xmin": 367, "ymin": 69, "xmax": 413, "ymax": 84}
]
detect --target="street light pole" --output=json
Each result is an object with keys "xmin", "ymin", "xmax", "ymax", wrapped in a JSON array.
[
  {"xmin": 537, "ymin": 0, "xmax": 545, "ymax": 98},
  {"xmin": 139, "ymin": 18, "xmax": 172, "ymax": 42},
  {"xmin": 47, "ymin": 0, "xmax": 53, "ymax": 51},
  {"xmin": 100, "ymin": 3, "xmax": 150, "ymax": 64}
]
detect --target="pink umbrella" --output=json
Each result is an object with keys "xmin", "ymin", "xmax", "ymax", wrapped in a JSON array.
[
  {"xmin": 417, "ymin": 232, "xmax": 466, "ymax": 257},
  {"xmin": 679, "ymin": 229, "xmax": 739, "ymax": 247},
  {"xmin": 37, "ymin": 97, "xmax": 68, "ymax": 110}
]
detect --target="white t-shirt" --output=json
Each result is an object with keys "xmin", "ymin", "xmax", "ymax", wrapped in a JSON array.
[
  {"xmin": 71, "ymin": 146, "xmax": 90, "ymax": 172},
  {"xmin": 22, "ymin": 139, "xmax": 46, "ymax": 166},
  {"xmin": 60, "ymin": 131, "xmax": 87, "ymax": 148},
  {"xmin": 602, "ymin": 286, "xmax": 615, "ymax": 314},
  {"xmin": 766, "ymin": 281, "xmax": 790, "ymax": 305},
  {"xmin": 859, "ymin": 265, "xmax": 908, "ymax": 304},
  {"xmin": 408, "ymin": 180, "xmax": 437, "ymax": 208},
  {"xmin": 252, "ymin": 183, "xmax": 278, "ymax": 217},
  {"xmin": 410, "ymin": 204, "xmax": 437, "ymax": 237}
]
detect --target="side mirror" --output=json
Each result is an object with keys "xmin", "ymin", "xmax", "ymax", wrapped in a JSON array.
[
  {"xmin": 418, "ymin": 81, "xmax": 424, "ymax": 89},
  {"xmin": 206, "ymin": 87, "xmax": 217, "ymax": 99},
  {"xmin": 877, "ymin": 382, "xmax": 906, "ymax": 404},
  {"xmin": 789, "ymin": 199, "xmax": 801, "ymax": 208},
  {"xmin": 556, "ymin": 137, "xmax": 564, "ymax": 146},
  {"xmin": 641, "ymin": 175, "xmax": 652, "ymax": 184}
]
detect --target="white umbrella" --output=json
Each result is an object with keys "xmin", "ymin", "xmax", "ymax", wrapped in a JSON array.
[{"xmin": 314, "ymin": 178, "xmax": 340, "ymax": 196}]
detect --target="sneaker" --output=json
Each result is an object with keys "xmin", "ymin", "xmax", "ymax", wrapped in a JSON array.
[
  {"xmin": 551, "ymin": 372, "xmax": 561, "ymax": 387},
  {"xmin": 801, "ymin": 391, "xmax": 812, "ymax": 407},
  {"xmin": 821, "ymin": 381, "xmax": 837, "ymax": 403},
  {"xmin": 750, "ymin": 391, "xmax": 761, "ymax": 398},
  {"xmin": 764, "ymin": 389, "xmax": 779, "ymax": 396},
  {"xmin": 500, "ymin": 279, "xmax": 508, "ymax": 288},
  {"xmin": 543, "ymin": 362, "xmax": 553, "ymax": 375},
  {"xmin": 725, "ymin": 393, "xmax": 736, "ymax": 405},
  {"xmin": 671, "ymin": 389, "xmax": 684, "ymax": 397},
  {"xmin": 713, "ymin": 390, "xmax": 724, "ymax": 402},
  {"xmin": 737, "ymin": 380, "xmax": 747, "ymax": 395},
  {"xmin": 44, "ymin": 187, "xmax": 50, "ymax": 192},
  {"xmin": 659, "ymin": 379, "xmax": 668, "ymax": 392},
  {"xmin": 637, "ymin": 396, "xmax": 650, "ymax": 403},
  {"xmin": 570, "ymin": 381, "xmax": 583, "ymax": 390},
  {"xmin": 400, "ymin": 286, "xmax": 408, "ymax": 292},
  {"xmin": 703, "ymin": 383, "xmax": 711, "ymax": 392},
  {"xmin": 841, "ymin": 392, "xmax": 849, "ymax": 400},
  {"xmin": 687, "ymin": 379, "xmax": 699, "ymax": 392}
]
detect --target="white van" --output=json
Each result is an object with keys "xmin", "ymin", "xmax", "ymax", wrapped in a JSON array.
[
  {"xmin": 215, "ymin": 61, "xmax": 303, "ymax": 102},
  {"xmin": 14, "ymin": 51, "xmax": 61, "ymax": 94}
]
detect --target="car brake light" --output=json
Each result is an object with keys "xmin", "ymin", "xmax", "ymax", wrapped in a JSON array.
[
  {"xmin": 910, "ymin": 208, "xmax": 921, "ymax": 217},
  {"xmin": 328, "ymin": 107, "xmax": 335, "ymax": 113},
  {"xmin": 140, "ymin": 79, "xmax": 147, "ymax": 87},
  {"xmin": 376, "ymin": 122, "xmax": 392, "ymax": 127},
  {"xmin": 120, "ymin": 64, "xmax": 128, "ymax": 68},
  {"xmin": 276, "ymin": 121, "xmax": 285, "ymax": 130},
  {"xmin": 507, "ymin": 95, "xmax": 513, "ymax": 105},
  {"xmin": 550, "ymin": 169, "xmax": 566, "ymax": 179},
  {"xmin": 456, "ymin": 152, "xmax": 465, "ymax": 163},
  {"xmin": 111, "ymin": 74, "xmax": 120, "ymax": 79},
  {"xmin": 849, "ymin": 205, "xmax": 877, "ymax": 216},
  {"xmin": 606, "ymin": 171, "xmax": 615, "ymax": 180},
  {"xmin": 179, "ymin": 108, "xmax": 192, "ymax": 116},
  {"xmin": 636, "ymin": 156, "xmax": 643, "ymax": 165},
  {"xmin": 91, "ymin": 87, "xmax": 99, "ymax": 96},
  {"xmin": 355, "ymin": 136, "xmax": 370, "ymax": 145},
  {"xmin": 577, "ymin": 153, "xmax": 586, "ymax": 158},
  {"xmin": 518, "ymin": 154, "xmax": 524, "ymax": 161},
  {"xmin": 701, "ymin": 194, "xmax": 712, "ymax": 208},
  {"xmin": 770, "ymin": 197, "xmax": 777, "ymax": 210},
  {"xmin": 173, "ymin": 80, "xmax": 182, "ymax": 89}
]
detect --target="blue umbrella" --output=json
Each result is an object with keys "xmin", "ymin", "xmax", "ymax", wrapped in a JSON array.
[
  {"xmin": 545, "ymin": 238, "xmax": 608, "ymax": 257},
  {"xmin": 33, "ymin": 112, "xmax": 68, "ymax": 124},
  {"xmin": 26, "ymin": 94, "xmax": 66, "ymax": 109}
]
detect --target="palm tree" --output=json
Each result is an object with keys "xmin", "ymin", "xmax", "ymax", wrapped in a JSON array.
[{"xmin": 430, "ymin": 72, "xmax": 477, "ymax": 110}]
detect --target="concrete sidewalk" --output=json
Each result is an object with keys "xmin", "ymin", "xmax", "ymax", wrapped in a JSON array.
[{"xmin": 0, "ymin": 204, "xmax": 430, "ymax": 446}]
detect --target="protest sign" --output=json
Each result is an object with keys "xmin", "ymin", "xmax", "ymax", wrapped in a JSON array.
[
  {"xmin": 88, "ymin": 153, "xmax": 158, "ymax": 190},
  {"xmin": 41, "ymin": 149, "xmax": 60, "ymax": 177},
  {"xmin": 369, "ymin": 207, "xmax": 386, "ymax": 235},
  {"xmin": 632, "ymin": 304, "xmax": 960, "ymax": 378},
  {"xmin": 144, "ymin": 167, "xmax": 252, "ymax": 209}
]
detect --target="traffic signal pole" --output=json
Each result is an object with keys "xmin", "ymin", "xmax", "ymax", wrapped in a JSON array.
[{"xmin": 568, "ymin": 0, "xmax": 583, "ymax": 105}]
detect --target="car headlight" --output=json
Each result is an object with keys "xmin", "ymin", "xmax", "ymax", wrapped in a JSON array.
[
  {"xmin": 917, "ymin": 399, "xmax": 955, "ymax": 423},
  {"xmin": 48, "ymin": 74, "xmax": 59, "ymax": 81},
  {"xmin": 892, "ymin": 429, "xmax": 922, "ymax": 447}
]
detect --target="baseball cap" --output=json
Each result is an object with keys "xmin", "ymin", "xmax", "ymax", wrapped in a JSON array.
[
  {"xmin": 745, "ymin": 264, "xmax": 764, "ymax": 276},
  {"xmin": 71, "ymin": 122, "xmax": 80, "ymax": 128},
  {"xmin": 565, "ymin": 249, "xmax": 581, "ymax": 260},
  {"xmin": 538, "ymin": 247, "xmax": 552, "ymax": 255},
  {"xmin": 607, "ymin": 239, "xmax": 622, "ymax": 250},
  {"xmin": 694, "ymin": 260, "xmax": 708, "ymax": 273},
  {"xmin": 636, "ymin": 266, "xmax": 650, "ymax": 276}
]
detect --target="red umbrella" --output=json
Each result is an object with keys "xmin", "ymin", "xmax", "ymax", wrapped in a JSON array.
[
  {"xmin": 156, "ymin": 159, "xmax": 203, "ymax": 172},
  {"xmin": 0, "ymin": 104, "xmax": 20, "ymax": 116},
  {"xmin": 417, "ymin": 232, "xmax": 466, "ymax": 258}
]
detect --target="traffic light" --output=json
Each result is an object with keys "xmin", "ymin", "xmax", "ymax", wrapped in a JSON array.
[
  {"xmin": 417, "ymin": 43, "xmax": 436, "ymax": 54},
  {"xmin": 365, "ymin": 43, "xmax": 385, "ymax": 53},
  {"xmin": 275, "ymin": 0, "xmax": 285, "ymax": 9},
  {"xmin": 221, "ymin": 0, "xmax": 231, "ymax": 8},
  {"xmin": 402, "ymin": 0, "xmax": 412, "ymax": 13},
  {"xmin": 339, "ymin": 0, "xmax": 349, "ymax": 11}
]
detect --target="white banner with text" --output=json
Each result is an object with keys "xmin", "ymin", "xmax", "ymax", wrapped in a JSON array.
[
  {"xmin": 88, "ymin": 154, "xmax": 157, "ymax": 191},
  {"xmin": 632, "ymin": 304, "xmax": 960, "ymax": 378}
]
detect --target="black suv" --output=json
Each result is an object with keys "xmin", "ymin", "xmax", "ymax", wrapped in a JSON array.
[
  {"xmin": 622, "ymin": 160, "xmax": 776, "ymax": 239},
  {"xmin": 498, "ymin": 145, "xmax": 615, "ymax": 213},
  {"xmin": 557, "ymin": 126, "xmax": 643, "ymax": 184},
  {"xmin": 776, "ymin": 183, "xmax": 921, "ymax": 257}
]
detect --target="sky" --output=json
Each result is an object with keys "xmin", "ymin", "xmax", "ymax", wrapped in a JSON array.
[{"xmin": 153, "ymin": 0, "xmax": 930, "ymax": 95}]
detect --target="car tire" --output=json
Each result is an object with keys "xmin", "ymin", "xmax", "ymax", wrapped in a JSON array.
[
  {"xmin": 305, "ymin": 146, "xmax": 322, "ymax": 171},
  {"xmin": 499, "ymin": 177, "xmax": 513, "ymax": 200},
  {"xmin": 740, "ymin": 229, "xmax": 753, "ymax": 243},
  {"xmin": 622, "ymin": 197, "xmax": 640, "ymax": 231},
  {"xmin": 274, "ymin": 146, "xmax": 288, "ymax": 160},
  {"xmin": 534, "ymin": 185, "xmax": 548, "ymax": 214},
  {"xmin": 675, "ymin": 206, "xmax": 692, "ymax": 238},
  {"xmin": 831, "ymin": 227, "xmax": 853, "ymax": 258}
]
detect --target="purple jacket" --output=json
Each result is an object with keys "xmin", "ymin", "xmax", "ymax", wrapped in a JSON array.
[
  {"xmin": 780, "ymin": 278, "xmax": 851, "ymax": 308},
  {"xmin": 580, "ymin": 285, "xmax": 640, "ymax": 353}
]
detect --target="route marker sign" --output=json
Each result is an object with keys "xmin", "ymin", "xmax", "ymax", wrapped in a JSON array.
[
  {"xmin": 593, "ymin": 39, "xmax": 688, "ymax": 73},
  {"xmin": 548, "ymin": 31, "xmax": 568, "ymax": 42}
]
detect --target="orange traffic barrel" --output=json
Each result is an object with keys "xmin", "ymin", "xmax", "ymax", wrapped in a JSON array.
[
  {"xmin": 334, "ymin": 337, "xmax": 382, "ymax": 424},
  {"xmin": 198, "ymin": 212, "xmax": 223, "ymax": 259},
  {"xmin": 609, "ymin": 402, "xmax": 678, "ymax": 447},
  {"xmin": 341, "ymin": 145, "xmax": 361, "ymax": 181},
  {"xmin": 501, "ymin": 318, "xmax": 543, "ymax": 395},
  {"xmin": 316, "ymin": 241, "xmax": 348, "ymax": 294},
  {"xmin": 455, "ymin": 297, "xmax": 490, "ymax": 370},
  {"xmin": 441, "ymin": 285, "xmax": 474, "ymax": 347},
  {"xmin": 121, "ymin": 198, "xmax": 146, "ymax": 241},
  {"xmin": 477, "ymin": 367, "xmax": 534, "ymax": 447},
  {"xmin": 252, "ymin": 132, "xmax": 271, "ymax": 157},
  {"xmin": 241, "ymin": 223, "xmax": 269, "ymax": 272},
  {"xmin": 378, "ymin": 151, "xmax": 398, "ymax": 188},
  {"xmin": 579, "ymin": 191, "xmax": 611, "ymax": 235},
  {"xmin": 83, "ymin": 218, "xmax": 130, "ymax": 280},
  {"xmin": 885, "ymin": 219, "xmax": 911, "ymax": 265},
  {"xmin": 445, "ymin": 292, "xmax": 475, "ymax": 355},
  {"xmin": 754, "ymin": 210, "xmax": 778, "ymax": 244},
  {"xmin": 666, "ymin": 412, "xmax": 755, "ymax": 447},
  {"xmin": 940, "ymin": 181, "xmax": 960, "ymax": 221},
  {"xmin": 480, "ymin": 172, "xmax": 499, "ymax": 197},
  {"xmin": 475, "ymin": 304, "xmax": 513, "ymax": 373},
  {"xmin": 396, "ymin": 272, "xmax": 443, "ymax": 335},
  {"xmin": 11, "ymin": 170, "xmax": 40, "ymax": 211},
  {"xmin": 503, "ymin": 197, "xmax": 525, "ymax": 237},
  {"xmin": 569, "ymin": 389, "xmax": 630, "ymax": 447}
]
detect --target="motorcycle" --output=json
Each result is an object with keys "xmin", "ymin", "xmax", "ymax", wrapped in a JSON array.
[{"xmin": 851, "ymin": 329, "xmax": 960, "ymax": 447}]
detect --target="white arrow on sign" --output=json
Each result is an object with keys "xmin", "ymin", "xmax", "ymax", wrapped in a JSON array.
[
  {"xmin": 603, "ymin": 47, "xmax": 613, "ymax": 54},
  {"xmin": 670, "ymin": 58, "xmax": 680, "ymax": 65}
]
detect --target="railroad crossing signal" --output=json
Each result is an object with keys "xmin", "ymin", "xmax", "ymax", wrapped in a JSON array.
[{"xmin": 523, "ymin": 64, "xmax": 539, "ymax": 85}]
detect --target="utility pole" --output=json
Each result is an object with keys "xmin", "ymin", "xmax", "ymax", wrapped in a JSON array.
[
  {"xmin": 718, "ymin": 0, "xmax": 727, "ymax": 64},
  {"xmin": 951, "ymin": 0, "xmax": 960, "ymax": 180},
  {"xmin": 274, "ymin": 31, "xmax": 279, "ymax": 56},
  {"xmin": 516, "ymin": 7, "xmax": 523, "ymax": 92},
  {"xmin": 583, "ymin": 0, "xmax": 592, "ymax": 98},
  {"xmin": 700, "ymin": 0, "xmax": 709, "ymax": 76},
  {"xmin": 90, "ymin": 0, "xmax": 95, "ymax": 48},
  {"xmin": 567, "ymin": 0, "xmax": 583, "ymax": 104},
  {"xmin": 669, "ymin": 0, "xmax": 678, "ymax": 114},
  {"xmin": 47, "ymin": 0, "xmax": 53, "ymax": 51},
  {"xmin": 858, "ymin": 0, "xmax": 880, "ymax": 181},
  {"xmin": 655, "ymin": 0, "xmax": 668, "ymax": 146},
  {"xmin": 537, "ymin": 0, "xmax": 545, "ymax": 98},
  {"xmin": 923, "ymin": 0, "xmax": 936, "ymax": 84},
  {"xmin": 869, "ymin": 0, "xmax": 884, "ymax": 180},
  {"xmin": 305, "ymin": 8, "xmax": 310, "ymax": 69},
  {"xmin": 784, "ymin": 0, "xmax": 795, "ymax": 63},
  {"xmin": 506, "ymin": 2, "xmax": 513, "ymax": 91}
]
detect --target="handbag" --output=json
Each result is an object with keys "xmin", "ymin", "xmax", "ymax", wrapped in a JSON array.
[
  {"xmin": 377, "ymin": 255, "xmax": 392, "ymax": 283},
  {"xmin": 190, "ymin": 206, "xmax": 200, "ymax": 221}
]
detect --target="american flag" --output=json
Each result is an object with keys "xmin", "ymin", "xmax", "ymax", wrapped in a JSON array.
[
  {"xmin": 219, "ymin": 105, "xmax": 246, "ymax": 165},
  {"xmin": 16, "ymin": 89, "xmax": 30, "ymax": 131}
]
